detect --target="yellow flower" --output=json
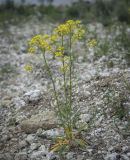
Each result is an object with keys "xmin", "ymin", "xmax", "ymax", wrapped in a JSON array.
[
  {"xmin": 54, "ymin": 24, "xmax": 69, "ymax": 36},
  {"xmin": 43, "ymin": 34, "xmax": 49, "ymax": 39},
  {"xmin": 28, "ymin": 20, "xmax": 85, "ymax": 55},
  {"xmin": 57, "ymin": 46, "xmax": 64, "ymax": 51},
  {"xmin": 24, "ymin": 64, "xmax": 33, "ymax": 72},
  {"xmin": 72, "ymin": 27, "xmax": 85, "ymax": 42},
  {"xmin": 29, "ymin": 35, "xmax": 42, "ymax": 46},
  {"xmin": 50, "ymin": 34, "xmax": 59, "ymax": 43},
  {"xmin": 29, "ymin": 34, "xmax": 54, "ymax": 53},
  {"xmin": 75, "ymin": 20, "xmax": 81, "ymax": 25},
  {"xmin": 88, "ymin": 39, "xmax": 97, "ymax": 48},
  {"xmin": 55, "ymin": 51, "xmax": 63, "ymax": 57},
  {"xmin": 66, "ymin": 20, "xmax": 75, "ymax": 25},
  {"xmin": 28, "ymin": 47, "xmax": 36, "ymax": 54},
  {"xmin": 66, "ymin": 20, "xmax": 75, "ymax": 28}
]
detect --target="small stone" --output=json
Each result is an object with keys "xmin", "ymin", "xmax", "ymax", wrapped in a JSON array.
[
  {"xmin": 23, "ymin": 90, "xmax": 41, "ymax": 102},
  {"xmin": 13, "ymin": 97, "xmax": 26, "ymax": 110},
  {"xmin": 66, "ymin": 152, "xmax": 75, "ymax": 160},
  {"xmin": 21, "ymin": 111, "xmax": 58, "ymax": 133},
  {"xmin": 39, "ymin": 145, "xmax": 46, "ymax": 151},
  {"xmin": 127, "ymin": 152, "xmax": 130, "ymax": 157},
  {"xmin": 1, "ymin": 135, "xmax": 8, "ymax": 142},
  {"xmin": 108, "ymin": 147, "xmax": 114, "ymax": 152},
  {"xmin": 85, "ymin": 149, "xmax": 93, "ymax": 156},
  {"xmin": 0, "ymin": 153, "xmax": 13, "ymax": 160},
  {"xmin": 122, "ymin": 146, "xmax": 130, "ymax": 153},
  {"xmin": 41, "ymin": 128, "xmax": 64, "ymax": 139},
  {"xmin": 114, "ymin": 145, "xmax": 122, "ymax": 153},
  {"xmin": 104, "ymin": 153, "xmax": 119, "ymax": 160},
  {"xmin": 0, "ymin": 154, "xmax": 5, "ymax": 160},
  {"xmin": 78, "ymin": 56, "xmax": 84, "ymax": 63},
  {"xmin": 77, "ymin": 154, "xmax": 85, "ymax": 160},
  {"xmin": 14, "ymin": 152, "xmax": 27, "ymax": 160},
  {"xmin": 0, "ymin": 126, "xmax": 3, "ymax": 132},
  {"xmin": 49, "ymin": 154, "xmax": 59, "ymax": 160},
  {"xmin": 30, "ymin": 151, "xmax": 47, "ymax": 160},
  {"xmin": 121, "ymin": 155, "xmax": 130, "ymax": 160},
  {"xmin": 20, "ymin": 46, "xmax": 26, "ymax": 53},
  {"xmin": 80, "ymin": 114, "xmax": 91, "ymax": 123},
  {"xmin": 1, "ymin": 100, "xmax": 11, "ymax": 107},
  {"xmin": 30, "ymin": 143, "xmax": 41, "ymax": 151},
  {"xmin": 36, "ymin": 128, "xmax": 43, "ymax": 136},
  {"xmin": 26, "ymin": 134, "xmax": 35, "ymax": 144},
  {"xmin": 19, "ymin": 140, "xmax": 28, "ymax": 149},
  {"xmin": 84, "ymin": 91, "xmax": 91, "ymax": 97}
]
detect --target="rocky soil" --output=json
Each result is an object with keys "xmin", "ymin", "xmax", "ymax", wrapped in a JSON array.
[{"xmin": 0, "ymin": 19, "xmax": 130, "ymax": 160}]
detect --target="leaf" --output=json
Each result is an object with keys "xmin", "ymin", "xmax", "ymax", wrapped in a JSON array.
[
  {"xmin": 74, "ymin": 138, "xmax": 87, "ymax": 148},
  {"xmin": 64, "ymin": 126, "xmax": 74, "ymax": 139},
  {"xmin": 50, "ymin": 137, "xmax": 70, "ymax": 152}
]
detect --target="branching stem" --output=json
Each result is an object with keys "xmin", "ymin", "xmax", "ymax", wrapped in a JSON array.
[{"xmin": 42, "ymin": 50, "xmax": 60, "ymax": 110}]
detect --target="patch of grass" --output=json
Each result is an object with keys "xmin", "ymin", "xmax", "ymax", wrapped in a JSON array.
[
  {"xmin": 101, "ymin": 76, "xmax": 130, "ymax": 136},
  {"xmin": 103, "ymin": 88, "xmax": 127, "ymax": 120}
]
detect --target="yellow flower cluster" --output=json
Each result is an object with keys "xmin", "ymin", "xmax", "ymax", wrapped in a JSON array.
[
  {"xmin": 28, "ymin": 20, "xmax": 85, "ymax": 55},
  {"xmin": 28, "ymin": 47, "xmax": 36, "ymax": 54},
  {"xmin": 27, "ymin": 20, "xmax": 85, "ymax": 73},
  {"xmin": 55, "ymin": 51, "xmax": 63, "ymax": 57},
  {"xmin": 28, "ymin": 34, "xmax": 53, "ymax": 53},
  {"xmin": 24, "ymin": 64, "xmax": 33, "ymax": 72},
  {"xmin": 72, "ymin": 28, "xmax": 85, "ymax": 42},
  {"xmin": 88, "ymin": 39, "xmax": 97, "ymax": 48},
  {"xmin": 55, "ymin": 46, "xmax": 64, "ymax": 57},
  {"xmin": 54, "ymin": 20, "xmax": 85, "ymax": 41},
  {"xmin": 54, "ymin": 24, "xmax": 70, "ymax": 36},
  {"xmin": 49, "ymin": 34, "xmax": 59, "ymax": 44}
]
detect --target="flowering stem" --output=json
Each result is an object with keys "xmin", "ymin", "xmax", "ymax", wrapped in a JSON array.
[
  {"xmin": 42, "ymin": 50, "xmax": 60, "ymax": 109},
  {"xmin": 61, "ymin": 36, "xmax": 67, "ymax": 105},
  {"xmin": 69, "ymin": 33, "xmax": 72, "ymax": 109}
]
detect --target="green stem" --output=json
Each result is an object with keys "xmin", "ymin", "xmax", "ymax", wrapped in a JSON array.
[
  {"xmin": 69, "ymin": 33, "xmax": 72, "ymax": 109},
  {"xmin": 61, "ymin": 36, "xmax": 67, "ymax": 105},
  {"xmin": 42, "ymin": 50, "xmax": 60, "ymax": 109}
]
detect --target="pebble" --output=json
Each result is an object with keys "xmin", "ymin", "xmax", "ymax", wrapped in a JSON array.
[
  {"xmin": 121, "ymin": 154, "xmax": 130, "ymax": 160},
  {"xmin": 19, "ymin": 140, "xmax": 28, "ymax": 149},
  {"xmin": 41, "ymin": 128, "xmax": 64, "ymax": 139},
  {"xmin": 30, "ymin": 143, "xmax": 41, "ymax": 151},
  {"xmin": 26, "ymin": 134, "xmax": 35, "ymax": 144},
  {"xmin": 14, "ymin": 152, "xmax": 28, "ymax": 160},
  {"xmin": 30, "ymin": 150, "xmax": 47, "ymax": 160},
  {"xmin": 127, "ymin": 152, "xmax": 130, "ymax": 157},
  {"xmin": 23, "ymin": 90, "xmax": 41, "ymax": 102},
  {"xmin": 105, "ymin": 153, "xmax": 119, "ymax": 160},
  {"xmin": 66, "ymin": 152, "xmax": 75, "ymax": 160}
]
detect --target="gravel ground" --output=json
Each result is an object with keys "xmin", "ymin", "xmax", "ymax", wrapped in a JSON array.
[{"xmin": 0, "ymin": 19, "xmax": 130, "ymax": 160}]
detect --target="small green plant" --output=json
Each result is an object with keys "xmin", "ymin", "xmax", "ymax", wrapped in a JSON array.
[
  {"xmin": 103, "ymin": 87, "xmax": 127, "ymax": 120},
  {"xmin": 102, "ymin": 79, "xmax": 130, "ymax": 136},
  {"xmin": 26, "ymin": 20, "xmax": 87, "ymax": 153}
]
